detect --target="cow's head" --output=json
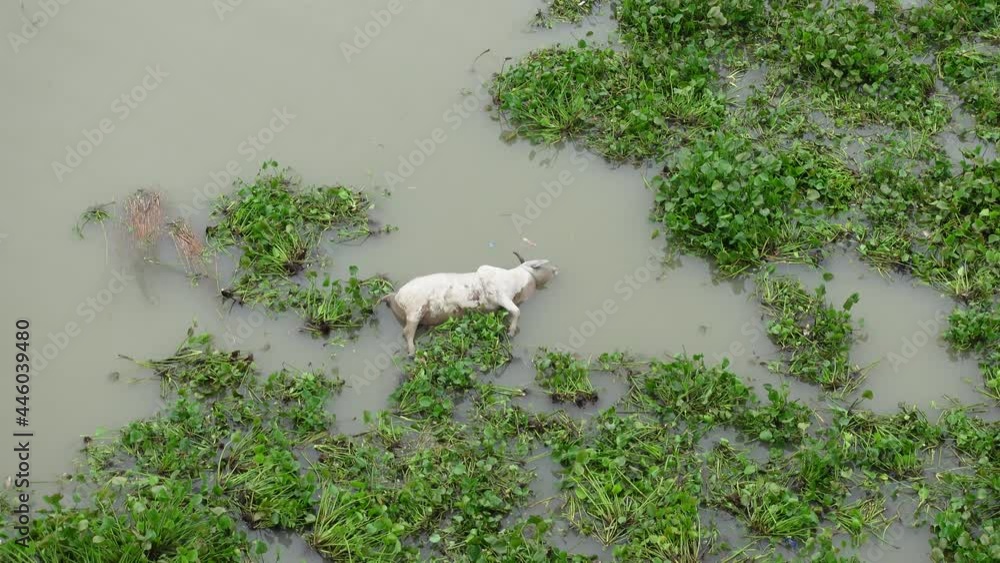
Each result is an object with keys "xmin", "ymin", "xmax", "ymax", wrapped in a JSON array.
[{"xmin": 514, "ymin": 252, "xmax": 558, "ymax": 287}]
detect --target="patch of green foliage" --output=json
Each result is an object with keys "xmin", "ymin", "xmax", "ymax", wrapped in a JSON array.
[
  {"xmin": 226, "ymin": 267, "xmax": 393, "ymax": 337},
  {"xmin": 432, "ymin": 515, "xmax": 596, "ymax": 562},
  {"xmin": 0, "ymin": 476, "xmax": 266, "ymax": 562},
  {"xmin": 735, "ymin": 383, "xmax": 812, "ymax": 446},
  {"xmin": 493, "ymin": 44, "xmax": 724, "ymax": 161},
  {"xmin": 120, "ymin": 395, "xmax": 230, "ymax": 478},
  {"xmin": 628, "ymin": 353, "xmax": 753, "ymax": 427},
  {"xmin": 533, "ymin": 0, "xmax": 601, "ymax": 27},
  {"xmin": 307, "ymin": 483, "xmax": 412, "ymax": 561},
  {"xmin": 939, "ymin": 45, "xmax": 1000, "ymax": 142},
  {"xmin": 755, "ymin": 272, "xmax": 863, "ymax": 392},
  {"xmin": 73, "ymin": 202, "xmax": 113, "ymax": 240},
  {"xmin": 553, "ymin": 411, "xmax": 715, "ymax": 560},
  {"xmin": 782, "ymin": 435, "xmax": 853, "ymax": 511},
  {"xmin": 908, "ymin": 0, "xmax": 1000, "ymax": 45},
  {"xmin": 533, "ymin": 348, "xmax": 598, "ymax": 405},
  {"xmin": 263, "ymin": 368, "xmax": 343, "ymax": 436},
  {"xmin": 928, "ymin": 468, "xmax": 1000, "ymax": 562},
  {"xmin": 707, "ymin": 441, "xmax": 820, "ymax": 541},
  {"xmin": 765, "ymin": 2, "xmax": 942, "ymax": 128},
  {"xmin": 652, "ymin": 134, "xmax": 856, "ymax": 275},
  {"xmin": 940, "ymin": 406, "xmax": 1000, "ymax": 464},
  {"xmin": 391, "ymin": 311, "xmax": 512, "ymax": 420},
  {"xmin": 615, "ymin": 0, "xmax": 767, "ymax": 51},
  {"xmin": 392, "ymin": 423, "xmax": 536, "ymax": 555},
  {"xmin": 219, "ymin": 426, "xmax": 318, "ymax": 531},
  {"xmin": 832, "ymin": 496, "xmax": 894, "ymax": 546},
  {"xmin": 208, "ymin": 160, "xmax": 394, "ymax": 340},
  {"xmin": 122, "ymin": 329, "xmax": 256, "ymax": 398},
  {"xmin": 209, "ymin": 160, "xmax": 377, "ymax": 277},
  {"xmin": 832, "ymin": 405, "xmax": 943, "ymax": 479},
  {"xmin": 945, "ymin": 301, "xmax": 1000, "ymax": 401},
  {"xmin": 913, "ymin": 158, "xmax": 1000, "ymax": 301}
]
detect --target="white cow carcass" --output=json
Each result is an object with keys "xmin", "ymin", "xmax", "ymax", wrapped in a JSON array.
[{"xmin": 383, "ymin": 253, "xmax": 558, "ymax": 355}]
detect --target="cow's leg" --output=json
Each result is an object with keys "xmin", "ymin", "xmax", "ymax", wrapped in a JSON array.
[
  {"xmin": 403, "ymin": 314, "xmax": 420, "ymax": 356},
  {"xmin": 497, "ymin": 296, "xmax": 521, "ymax": 336}
]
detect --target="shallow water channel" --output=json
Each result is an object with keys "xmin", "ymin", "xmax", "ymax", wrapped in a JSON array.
[{"xmin": 2, "ymin": 1, "xmax": 997, "ymax": 561}]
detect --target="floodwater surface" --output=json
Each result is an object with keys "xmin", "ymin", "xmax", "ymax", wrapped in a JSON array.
[{"xmin": 2, "ymin": 2, "xmax": 996, "ymax": 562}]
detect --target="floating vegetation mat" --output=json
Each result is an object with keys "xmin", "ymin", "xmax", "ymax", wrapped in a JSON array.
[
  {"xmin": 533, "ymin": 0, "xmax": 602, "ymax": 27},
  {"xmin": 209, "ymin": 160, "xmax": 394, "ymax": 340},
  {"xmin": 4, "ymin": 315, "xmax": 1000, "ymax": 560}
]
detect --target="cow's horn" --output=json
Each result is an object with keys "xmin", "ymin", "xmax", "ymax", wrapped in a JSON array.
[{"xmin": 513, "ymin": 251, "xmax": 526, "ymax": 264}]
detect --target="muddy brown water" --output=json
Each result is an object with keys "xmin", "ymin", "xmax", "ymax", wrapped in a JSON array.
[{"xmin": 2, "ymin": 1, "xmax": 996, "ymax": 561}]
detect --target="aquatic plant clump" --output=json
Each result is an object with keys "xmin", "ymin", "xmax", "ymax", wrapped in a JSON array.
[
  {"xmin": 615, "ymin": 0, "xmax": 767, "ymax": 51},
  {"xmin": 123, "ymin": 188, "xmax": 165, "ymax": 246},
  {"xmin": 0, "ymin": 477, "xmax": 266, "ymax": 562},
  {"xmin": 493, "ymin": 44, "xmax": 724, "ymax": 162},
  {"xmin": 121, "ymin": 329, "xmax": 256, "ymax": 398},
  {"xmin": 263, "ymin": 368, "xmax": 343, "ymax": 436},
  {"xmin": 533, "ymin": 348, "xmax": 599, "ymax": 405},
  {"xmin": 73, "ymin": 202, "xmax": 113, "ymax": 240},
  {"xmin": 534, "ymin": 0, "xmax": 601, "ymax": 27},
  {"xmin": 629, "ymin": 353, "xmax": 753, "ymax": 427},
  {"xmin": 832, "ymin": 405, "xmax": 943, "ymax": 479},
  {"xmin": 208, "ymin": 160, "xmax": 380, "ymax": 278},
  {"xmin": 553, "ymin": 411, "xmax": 715, "ymax": 560},
  {"xmin": 767, "ymin": 2, "xmax": 940, "ymax": 127},
  {"xmin": 167, "ymin": 219, "xmax": 207, "ymax": 275},
  {"xmin": 938, "ymin": 45, "xmax": 1000, "ymax": 142},
  {"xmin": 734, "ymin": 383, "xmax": 812, "ymax": 446},
  {"xmin": 945, "ymin": 303, "xmax": 1000, "ymax": 400},
  {"xmin": 391, "ymin": 311, "xmax": 512, "ymax": 419},
  {"xmin": 707, "ymin": 441, "xmax": 820, "ymax": 541},
  {"xmin": 755, "ymin": 272, "xmax": 863, "ymax": 392},
  {"xmin": 653, "ymin": 134, "xmax": 856, "ymax": 275}
]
